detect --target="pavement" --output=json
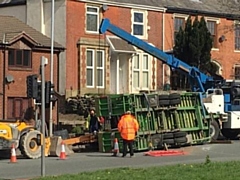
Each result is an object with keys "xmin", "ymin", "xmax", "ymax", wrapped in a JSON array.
[{"xmin": 1, "ymin": 141, "xmax": 240, "ymax": 179}]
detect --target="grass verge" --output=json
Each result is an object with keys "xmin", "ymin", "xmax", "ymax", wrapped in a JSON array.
[{"xmin": 34, "ymin": 160, "xmax": 240, "ymax": 180}]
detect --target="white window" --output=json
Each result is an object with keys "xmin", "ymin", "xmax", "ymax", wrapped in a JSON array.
[
  {"xmin": 133, "ymin": 54, "xmax": 140, "ymax": 88},
  {"xmin": 132, "ymin": 10, "xmax": 147, "ymax": 38},
  {"xmin": 142, "ymin": 55, "xmax": 149, "ymax": 88},
  {"xmin": 86, "ymin": 49, "xmax": 94, "ymax": 87},
  {"xmin": 96, "ymin": 50, "xmax": 104, "ymax": 88},
  {"xmin": 86, "ymin": 6, "xmax": 99, "ymax": 33},
  {"xmin": 86, "ymin": 49, "xmax": 105, "ymax": 88},
  {"xmin": 132, "ymin": 53, "xmax": 151, "ymax": 90}
]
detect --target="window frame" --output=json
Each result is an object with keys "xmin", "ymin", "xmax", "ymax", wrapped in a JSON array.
[
  {"xmin": 133, "ymin": 54, "xmax": 140, "ymax": 88},
  {"xmin": 8, "ymin": 49, "xmax": 32, "ymax": 68},
  {"xmin": 132, "ymin": 52, "xmax": 152, "ymax": 91},
  {"xmin": 86, "ymin": 5, "xmax": 100, "ymax": 34},
  {"xmin": 96, "ymin": 50, "xmax": 105, "ymax": 88},
  {"xmin": 234, "ymin": 64, "xmax": 240, "ymax": 80},
  {"xmin": 142, "ymin": 54, "xmax": 149, "ymax": 88},
  {"xmin": 205, "ymin": 17, "xmax": 220, "ymax": 50},
  {"xmin": 174, "ymin": 17, "xmax": 185, "ymax": 42},
  {"xmin": 235, "ymin": 21, "xmax": 240, "ymax": 51},
  {"xmin": 86, "ymin": 49, "xmax": 95, "ymax": 88},
  {"xmin": 131, "ymin": 9, "xmax": 147, "ymax": 39}
]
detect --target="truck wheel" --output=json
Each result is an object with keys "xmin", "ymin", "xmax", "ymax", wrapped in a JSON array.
[
  {"xmin": 174, "ymin": 137, "xmax": 188, "ymax": 144},
  {"xmin": 210, "ymin": 120, "xmax": 220, "ymax": 141},
  {"xmin": 19, "ymin": 130, "xmax": 41, "ymax": 159},
  {"xmin": 221, "ymin": 129, "xmax": 240, "ymax": 139}
]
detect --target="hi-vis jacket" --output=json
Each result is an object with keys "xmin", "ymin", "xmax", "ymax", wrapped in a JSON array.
[{"xmin": 118, "ymin": 114, "xmax": 139, "ymax": 140}]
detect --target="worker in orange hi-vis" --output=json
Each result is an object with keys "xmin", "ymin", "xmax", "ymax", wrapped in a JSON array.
[{"xmin": 118, "ymin": 110, "xmax": 139, "ymax": 158}]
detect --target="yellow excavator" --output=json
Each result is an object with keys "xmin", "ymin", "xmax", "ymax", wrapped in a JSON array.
[
  {"xmin": 0, "ymin": 119, "xmax": 51, "ymax": 159},
  {"xmin": 0, "ymin": 118, "xmax": 96, "ymax": 159}
]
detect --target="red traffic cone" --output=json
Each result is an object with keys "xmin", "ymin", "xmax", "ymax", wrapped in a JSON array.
[
  {"xmin": 10, "ymin": 144, "xmax": 17, "ymax": 163},
  {"xmin": 59, "ymin": 141, "xmax": 66, "ymax": 160},
  {"xmin": 112, "ymin": 138, "xmax": 119, "ymax": 156}
]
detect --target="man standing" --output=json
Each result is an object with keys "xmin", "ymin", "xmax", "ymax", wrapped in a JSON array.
[
  {"xmin": 118, "ymin": 111, "xmax": 139, "ymax": 158},
  {"xmin": 88, "ymin": 109, "xmax": 100, "ymax": 133}
]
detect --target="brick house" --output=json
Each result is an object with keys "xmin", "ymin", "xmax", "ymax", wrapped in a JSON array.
[
  {"xmin": 0, "ymin": 15, "xmax": 64, "ymax": 123},
  {"xmin": 68, "ymin": 0, "xmax": 165, "ymax": 94},
  {"xmin": 1, "ymin": 0, "xmax": 240, "ymax": 96},
  {"xmin": 162, "ymin": 0, "xmax": 240, "ymax": 87}
]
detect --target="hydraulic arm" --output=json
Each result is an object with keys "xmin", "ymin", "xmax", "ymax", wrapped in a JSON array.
[{"xmin": 99, "ymin": 18, "xmax": 215, "ymax": 92}]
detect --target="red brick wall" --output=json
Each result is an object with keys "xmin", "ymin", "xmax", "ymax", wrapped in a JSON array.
[
  {"xmin": 164, "ymin": 13, "xmax": 240, "ymax": 80},
  {"xmin": 0, "ymin": 47, "xmax": 59, "ymax": 124},
  {"xmin": 66, "ymin": 1, "xmax": 164, "ymax": 93}
]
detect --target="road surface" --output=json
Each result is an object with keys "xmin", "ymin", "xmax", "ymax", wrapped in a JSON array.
[{"xmin": 1, "ymin": 141, "xmax": 240, "ymax": 179}]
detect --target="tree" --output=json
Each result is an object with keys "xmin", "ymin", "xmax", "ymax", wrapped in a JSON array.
[{"xmin": 172, "ymin": 16, "xmax": 218, "ymax": 89}]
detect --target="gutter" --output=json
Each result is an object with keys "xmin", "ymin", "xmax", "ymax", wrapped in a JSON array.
[
  {"xmin": 166, "ymin": 7, "xmax": 240, "ymax": 20},
  {"xmin": 77, "ymin": 0, "xmax": 165, "ymax": 12}
]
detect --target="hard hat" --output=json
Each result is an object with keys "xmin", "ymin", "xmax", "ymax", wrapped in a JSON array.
[{"xmin": 126, "ymin": 110, "xmax": 131, "ymax": 114}]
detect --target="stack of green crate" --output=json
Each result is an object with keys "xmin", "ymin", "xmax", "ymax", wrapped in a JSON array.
[
  {"xmin": 96, "ymin": 92, "xmax": 212, "ymax": 152},
  {"xmin": 95, "ymin": 94, "xmax": 132, "ymax": 117},
  {"xmin": 175, "ymin": 92, "xmax": 211, "ymax": 143}
]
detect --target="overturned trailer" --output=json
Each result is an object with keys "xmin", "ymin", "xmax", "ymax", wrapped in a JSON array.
[{"xmin": 95, "ymin": 92, "xmax": 217, "ymax": 153}]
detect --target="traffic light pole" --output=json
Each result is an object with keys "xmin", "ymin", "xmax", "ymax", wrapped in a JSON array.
[{"xmin": 41, "ymin": 56, "xmax": 46, "ymax": 177}]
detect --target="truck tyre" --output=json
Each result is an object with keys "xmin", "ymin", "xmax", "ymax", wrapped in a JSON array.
[
  {"xmin": 159, "ymin": 95, "xmax": 169, "ymax": 100},
  {"xmin": 169, "ymin": 99, "xmax": 181, "ymax": 106},
  {"xmin": 221, "ymin": 129, "xmax": 240, "ymax": 139},
  {"xmin": 163, "ymin": 133, "xmax": 174, "ymax": 139},
  {"xmin": 19, "ymin": 130, "xmax": 42, "ymax": 159},
  {"xmin": 159, "ymin": 100, "xmax": 170, "ymax": 106},
  {"xmin": 163, "ymin": 138, "xmax": 175, "ymax": 145},
  {"xmin": 210, "ymin": 120, "xmax": 220, "ymax": 141},
  {"xmin": 174, "ymin": 137, "xmax": 188, "ymax": 144},
  {"xmin": 169, "ymin": 93, "xmax": 181, "ymax": 100},
  {"xmin": 173, "ymin": 131, "xmax": 187, "ymax": 138}
]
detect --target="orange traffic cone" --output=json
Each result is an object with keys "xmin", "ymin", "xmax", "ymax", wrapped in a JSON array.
[
  {"xmin": 112, "ymin": 138, "xmax": 119, "ymax": 156},
  {"xmin": 59, "ymin": 141, "xmax": 66, "ymax": 160},
  {"xmin": 10, "ymin": 144, "xmax": 17, "ymax": 163}
]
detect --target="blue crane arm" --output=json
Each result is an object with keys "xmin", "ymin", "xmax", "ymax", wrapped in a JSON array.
[{"xmin": 99, "ymin": 18, "xmax": 214, "ymax": 92}]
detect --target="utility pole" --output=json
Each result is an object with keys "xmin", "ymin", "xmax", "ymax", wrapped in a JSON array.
[{"xmin": 49, "ymin": 0, "xmax": 55, "ymax": 137}]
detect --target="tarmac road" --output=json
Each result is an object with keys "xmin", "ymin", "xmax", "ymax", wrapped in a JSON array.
[{"xmin": 1, "ymin": 141, "xmax": 240, "ymax": 180}]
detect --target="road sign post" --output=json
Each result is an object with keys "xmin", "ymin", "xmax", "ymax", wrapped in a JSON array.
[{"xmin": 41, "ymin": 56, "xmax": 46, "ymax": 177}]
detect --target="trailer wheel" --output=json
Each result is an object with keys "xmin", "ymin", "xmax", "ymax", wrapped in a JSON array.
[
  {"xmin": 174, "ymin": 137, "xmax": 188, "ymax": 144},
  {"xmin": 163, "ymin": 132, "xmax": 174, "ymax": 139},
  {"xmin": 163, "ymin": 138, "xmax": 175, "ymax": 145},
  {"xmin": 169, "ymin": 99, "xmax": 181, "ymax": 106},
  {"xmin": 19, "ymin": 130, "xmax": 41, "ymax": 159},
  {"xmin": 159, "ymin": 95, "xmax": 169, "ymax": 100},
  {"xmin": 221, "ymin": 129, "xmax": 240, "ymax": 139},
  {"xmin": 169, "ymin": 93, "xmax": 181, "ymax": 100},
  {"xmin": 173, "ymin": 131, "xmax": 187, "ymax": 138},
  {"xmin": 159, "ymin": 100, "xmax": 170, "ymax": 106},
  {"xmin": 210, "ymin": 120, "xmax": 220, "ymax": 140}
]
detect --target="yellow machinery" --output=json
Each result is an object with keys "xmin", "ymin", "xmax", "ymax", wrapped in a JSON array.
[
  {"xmin": 0, "ymin": 119, "xmax": 97, "ymax": 159},
  {"xmin": 0, "ymin": 120, "xmax": 51, "ymax": 159}
]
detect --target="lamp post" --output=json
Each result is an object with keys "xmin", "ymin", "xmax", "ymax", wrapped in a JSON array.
[{"xmin": 49, "ymin": 0, "xmax": 55, "ymax": 137}]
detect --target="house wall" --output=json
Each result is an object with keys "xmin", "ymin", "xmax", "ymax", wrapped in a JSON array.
[
  {"xmin": 66, "ymin": 1, "xmax": 164, "ymax": 95},
  {"xmin": 0, "ymin": 5, "xmax": 26, "ymax": 22},
  {"xmin": 0, "ymin": 42, "xmax": 59, "ymax": 123},
  {"xmin": 0, "ymin": 0, "xmax": 67, "ymax": 95},
  {"xmin": 164, "ymin": 12, "xmax": 240, "ymax": 80}
]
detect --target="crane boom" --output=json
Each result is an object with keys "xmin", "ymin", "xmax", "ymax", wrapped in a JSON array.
[{"xmin": 99, "ymin": 18, "xmax": 215, "ymax": 92}]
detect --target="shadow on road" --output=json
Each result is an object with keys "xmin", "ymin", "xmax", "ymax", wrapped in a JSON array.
[{"xmin": 86, "ymin": 154, "xmax": 117, "ymax": 158}]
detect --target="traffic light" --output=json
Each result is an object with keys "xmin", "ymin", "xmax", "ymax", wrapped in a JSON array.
[
  {"xmin": 35, "ymin": 81, "xmax": 42, "ymax": 104},
  {"xmin": 45, "ymin": 81, "xmax": 55, "ymax": 105},
  {"xmin": 26, "ymin": 75, "xmax": 38, "ymax": 98}
]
